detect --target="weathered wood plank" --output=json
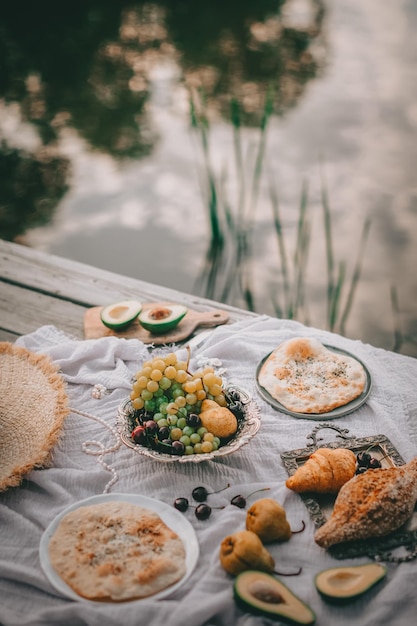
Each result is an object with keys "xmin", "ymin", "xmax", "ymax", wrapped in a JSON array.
[
  {"xmin": 0, "ymin": 240, "xmax": 256, "ymax": 321},
  {"xmin": 0, "ymin": 239, "xmax": 258, "ymax": 339},
  {"xmin": 0, "ymin": 281, "xmax": 87, "ymax": 338}
]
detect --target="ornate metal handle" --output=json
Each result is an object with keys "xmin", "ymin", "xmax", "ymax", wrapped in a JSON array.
[{"xmin": 306, "ymin": 423, "xmax": 354, "ymax": 448}]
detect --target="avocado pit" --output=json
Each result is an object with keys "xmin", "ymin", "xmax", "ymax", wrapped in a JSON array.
[{"xmin": 138, "ymin": 303, "xmax": 188, "ymax": 334}]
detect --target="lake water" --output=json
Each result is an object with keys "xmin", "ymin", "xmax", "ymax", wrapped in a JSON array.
[{"xmin": 1, "ymin": 0, "xmax": 416, "ymax": 357}]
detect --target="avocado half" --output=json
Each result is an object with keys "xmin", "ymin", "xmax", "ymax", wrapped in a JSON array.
[
  {"xmin": 100, "ymin": 300, "xmax": 142, "ymax": 330},
  {"xmin": 314, "ymin": 563, "xmax": 387, "ymax": 603},
  {"xmin": 138, "ymin": 304, "xmax": 187, "ymax": 334},
  {"xmin": 234, "ymin": 571, "xmax": 316, "ymax": 625}
]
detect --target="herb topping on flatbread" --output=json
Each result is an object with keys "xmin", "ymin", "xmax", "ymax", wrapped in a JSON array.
[{"xmin": 258, "ymin": 337, "xmax": 366, "ymax": 414}]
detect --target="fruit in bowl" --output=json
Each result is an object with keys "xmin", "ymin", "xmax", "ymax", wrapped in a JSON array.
[{"xmin": 124, "ymin": 350, "xmax": 250, "ymax": 459}]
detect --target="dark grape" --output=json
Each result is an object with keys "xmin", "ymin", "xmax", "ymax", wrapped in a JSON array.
[
  {"xmin": 368, "ymin": 457, "xmax": 382, "ymax": 469},
  {"xmin": 144, "ymin": 420, "xmax": 158, "ymax": 434},
  {"xmin": 195, "ymin": 503, "xmax": 212, "ymax": 520},
  {"xmin": 192, "ymin": 486, "xmax": 208, "ymax": 502},
  {"xmin": 187, "ymin": 413, "xmax": 201, "ymax": 428},
  {"xmin": 157, "ymin": 426, "xmax": 170, "ymax": 441},
  {"xmin": 357, "ymin": 451, "xmax": 371, "ymax": 467},
  {"xmin": 174, "ymin": 497, "xmax": 189, "ymax": 512},
  {"xmin": 172, "ymin": 441, "xmax": 185, "ymax": 456},
  {"xmin": 131, "ymin": 425, "xmax": 146, "ymax": 444}
]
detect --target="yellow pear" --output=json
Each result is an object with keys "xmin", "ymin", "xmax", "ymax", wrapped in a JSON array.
[
  {"xmin": 219, "ymin": 530, "xmax": 275, "ymax": 576},
  {"xmin": 199, "ymin": 399, "xmax": 238, "ymax": 439},
  {"xmin": 246, "ymin": 498, "xmax": 291, "ymax": 543}
]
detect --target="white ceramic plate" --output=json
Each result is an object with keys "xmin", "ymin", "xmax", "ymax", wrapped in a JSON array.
[
  {"xmin": 256, "ymin": 345, "xmax": 372, "ymax": 420},
  {"xmin": 39, "ymin": 492, "xmax": 199, "ymax": 603}
]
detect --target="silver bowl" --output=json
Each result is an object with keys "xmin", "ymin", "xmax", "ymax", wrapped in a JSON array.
[{"xmin": 116, "ymin": 386, "xmax": 261, "ymax": 463}]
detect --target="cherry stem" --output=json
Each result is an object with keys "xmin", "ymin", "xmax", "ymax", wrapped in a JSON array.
[
  {"xmin": 273, "ymin": 566, "xmax": 302, "ymax": 577},
  {"xmin": 291, "ymin": 520, "xmax": 306, "ymax": 535},
  {"xmin": 244, "ymin": 487, "xmax": 271, "ymax": 500},
  {"xmin": 210, "ymin": 483, "xmax": 231, "ymax": 495}
]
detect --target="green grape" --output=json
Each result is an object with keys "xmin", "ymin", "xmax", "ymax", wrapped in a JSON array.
[
  {"xmin": 193, "ymin": 443, "xmax": 203, "ymax": 454},
  {"xmin": 164, "ymin": 352, "xmax": 177, "ymax": 366},
  {"xmin": 190, "ymin": 433, "xmax": 201, "ymax": 444},
  {"xmin": 150, "ymin": 369, "xmax": 163, "ymax": 381},
  {"xmin": 182, "ymin": 425, "xmax": 195, "ymax": 437},
  {"xmin": 157, "ymin": 417, "xmax": 169, "ymax": 427},
  {"xmin": 201, "ymin": 441, "xmax": 213, "ymax": 453},
  {"xmin": 132, "ymin": 397, "xmax": 144, "ymax": 410},
  {"xmin": 213, "ymin": 437, "xmax": 221, "ymax": 447},
  {"xmin": 197, "ymin": 426, "xmax": 208, "ymax": 437},
  {"xmin": 179, "ymin": 435, "xmax": 191, "ymax": 446},
  {"xmin": 141, "ymin": 389, "xmax": 153, "ymax": 401},
  {"xmin": 177, "ymin": 407, "xmax": 188, "ymax": 418},
  {"xmin": 185, "ymin": 445, "xmax": 194, "ymax": 455},
  {"xmin": 175, "ymin": 369, "xmax": 188, "ymax": 383},
  {"xmin": 154, "ymin": 387, "xmax": 164, "ymax": 397},
  {"xmin": 185, "ymin": 393, "xmax": 197, "ymax": 405},
  {"xmin": 164, "ymin": 365, "xmax": 177, "ymax": 379},
  {"xmin": 177, "ymin": 417, "xmax": 187, "ymax": 429},
  {"xmin": 144, "ymin": 399, "xmax": 156, "ymax": 412},
  {"xmin": 159, "ymin": 402, "xmax": 168, "ymax": 415},
  {"xmin": 170, "ymin": 427, "xmax": 182, "ymax": 441},
  {"xmin": 167, "ymin": 415, "xmax": 178, "ymax": 426},
  {"xmin": 152, "ymin": 359, "xmax": 166, "ymax": 372},
  {"xmin": 159, "ymin": 377, "xmax": 172, "ymax": 390},
  {"xmin": 172, "ymin": 387, "xmax": 185, "ymax": 399},
  {"xmin": 212, "ymin": 440, "xmax": 219, "ymax": 451},
  {"xmin": 147, "ymin": 380, "xmax": 159, "ymax": 393}
]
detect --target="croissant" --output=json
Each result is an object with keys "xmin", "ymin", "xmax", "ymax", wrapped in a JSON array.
[
  {"xmin": 315, "ymin": 458, "xmax": 417, "ymax": 548},
  {"xmin": 286, "ymin": 448, "xmax": 357, "ymax": 494}
]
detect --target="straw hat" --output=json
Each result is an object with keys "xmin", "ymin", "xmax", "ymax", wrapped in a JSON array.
[{"xmin": 0, "ymin": 342, "xmax": 69, "ymax": 492}]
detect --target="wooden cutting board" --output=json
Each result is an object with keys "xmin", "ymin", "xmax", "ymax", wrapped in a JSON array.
[{"xmin": 84, "ymin": 303, "xmax": 230, "ymax": 345}]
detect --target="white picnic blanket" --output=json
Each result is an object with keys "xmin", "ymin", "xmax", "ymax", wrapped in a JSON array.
[{"xmin": 1, "ymin": 316, "xmax": 417, "ymax": 626}]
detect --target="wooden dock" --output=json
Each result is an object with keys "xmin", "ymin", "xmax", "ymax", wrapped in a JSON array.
[{"xmin": 0, "ymin": 239, "xmax": 257, "ymax": 343}]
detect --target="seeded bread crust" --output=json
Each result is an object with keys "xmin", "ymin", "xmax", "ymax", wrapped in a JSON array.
[
  {"xmin": 314, "ymin": 459, "xmax": 417, "ymax": 548},
  {"xmin": 48, "ymin": 501, "xmax": 186, "ymax": 602}
]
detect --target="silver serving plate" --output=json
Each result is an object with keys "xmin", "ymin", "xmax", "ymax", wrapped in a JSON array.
[{"xmin": 116, "ymin": 386, "xmax": 261, "ymax": 463}]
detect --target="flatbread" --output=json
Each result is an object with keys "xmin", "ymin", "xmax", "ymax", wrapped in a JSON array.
[
  {"xmin": 258, "ymin": 337, "xmax": 366, "ymax": 414},
  {"xmin": 48, "ymin": 501, "xmax": 186, "ymax": 602}
]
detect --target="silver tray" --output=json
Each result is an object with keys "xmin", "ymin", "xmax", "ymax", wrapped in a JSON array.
[
  {"xmin": 281, "ymin": 424, "xmax": 417, "ymax": 560},
  {"xmin": 256, "ymin": 345, "xmax": 372, "ymax": 420},
  {"xmin": 116, "ymin": 386, "xmax": 261, "ymax": 464}
]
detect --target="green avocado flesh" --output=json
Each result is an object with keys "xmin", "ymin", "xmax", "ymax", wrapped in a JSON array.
[
  {"xmin": 315, "ymin": 563, "xmax": 387, "ymax": 603},
  {"xmin": 100, "ymin": 300, "xmax": 142, "ymax": 330},
  {"xmin": 234, "ymin": 571, "xmax": 316, "ymax": 625},
  {"xmin": 138, "ymin": 304, "xmax": 187, "ymax": 334}
]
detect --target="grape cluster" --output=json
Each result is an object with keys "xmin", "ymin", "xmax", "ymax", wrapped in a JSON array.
[
  {"xmin": 356, "ymin": 449, "xmax": 382, "ymax": 474},
  {"xmin": 129, "ymin": 351, "xmax": 243, "ymax": 456}
]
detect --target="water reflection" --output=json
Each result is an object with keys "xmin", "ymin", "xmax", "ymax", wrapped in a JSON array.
[
  {"xmin": 0, "ymin": 1, "xmax": 416, "ymax": 356},
  {"xmin": 0, "ymin": 0, "xmax": 324, "ymax": 239}
]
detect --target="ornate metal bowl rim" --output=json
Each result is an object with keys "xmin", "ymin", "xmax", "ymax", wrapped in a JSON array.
[{"xmin": 116, "ymin": 386, "xmax": 261, "ymax": 463}]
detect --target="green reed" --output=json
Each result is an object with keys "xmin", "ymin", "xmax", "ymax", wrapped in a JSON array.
[{"xmin": 189, "ymin": 89, "xmax": 388, "ymax": 345}]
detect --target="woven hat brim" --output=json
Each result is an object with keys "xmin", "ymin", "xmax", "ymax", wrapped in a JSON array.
[{"xmin": 0, "ymin": 342, "xmax": 69, "ymax": 492}]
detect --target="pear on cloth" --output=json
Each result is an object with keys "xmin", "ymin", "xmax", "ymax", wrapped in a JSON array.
[
  {"xmin": 199, "ymin": 399, "xmax": 238, "ymax": 439},
  {"xmin": 219, "ymin": 530, "xmax": 275, "ymax": 576},
  {"xmin": 246, "ymin": 498, "xmax": 292, "ymax": 543}
]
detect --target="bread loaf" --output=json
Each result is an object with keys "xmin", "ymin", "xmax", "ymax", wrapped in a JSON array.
[{"xmin": 314, "ymin": 458, "xmax": 417, "ymax": 548}]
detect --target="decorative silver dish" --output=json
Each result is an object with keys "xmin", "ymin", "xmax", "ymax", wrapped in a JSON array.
[
  {"xmin": 117, "ymin": 386, "xmax": 261, "ymax": 464},
  {"xmin": 281, "ymin": 424, "xmax": 417, "ymax": 561}
]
